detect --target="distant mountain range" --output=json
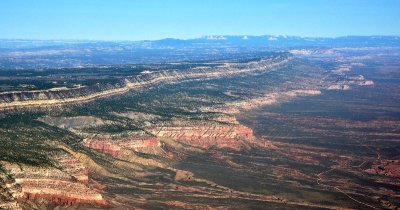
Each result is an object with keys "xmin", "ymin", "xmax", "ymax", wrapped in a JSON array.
[
  {"xmin": 2, "ymin": 35, "xmax": 400, "ymax": 48},
  {"xmin": 151, "ymin": 35, "xmax": 400, "ymax": 48},
  {"xmin": 1, "ymin": 35, "xmax": 399, "ymax": 69}
]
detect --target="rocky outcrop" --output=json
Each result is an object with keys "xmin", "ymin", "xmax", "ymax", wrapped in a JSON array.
[
  {"xmin": 84, "ymin": 140, "xmax": 121, "ymax": 157},
  {"xmin": 328, "ymin": 84, "xmax": 351, "ymax": 90},
  {"xmin": 150, "ymin": 123, "xmax": 254, "ymax": 150},
  {"xmin": 330, "ymin": 63, "xmax": 374, "ymax": 89},
  {"xmin": 203, "ymin": 89, "xmax": 322, "ymax": 114},
  {"xmin": 83, "ymin": 135, "xmax": 165, "ymax": 157},
  {"xmin": 118, "ymin": 137, "xmax": 160, "ymax": 151},
  {"xmin": 19, "ymin": 179, "xmax": 106, "ymax": 205},
  {"xmin": 1, "ymin": 155, "xmax": 106, "ymax": 207},
  {"xmin": 82, "ymin": 115, "xmax": 255, "ymax": 155},
  {"xmin": 366, "ymin": 160, "xmax": 400, "ymax": 178}
]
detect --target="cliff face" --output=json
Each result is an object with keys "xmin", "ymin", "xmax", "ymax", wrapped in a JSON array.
[
  {"xmin": 80, "ymin": 113, "xmax": 255, "ymax": 159},
  {"xmin": 0, "ymin": 153, "xmax": 106, "ymax": 207},
  {"xmin": 84, "ymin": 141, "xmax": 121, "ymax": 157},
  {"xmin": 150, "ymin": 124, "xmax": 254, "ymax": 150},
  {"xmin": 0, "ymin": 83, "xmax": 114, "ymax": 103},
  {"xmin": 0, "ymin": 56, "xmax": 291, "ymax": 110},
  {"xmin": 19, "ymin": 179, "xmax": 106, "ymax": 205},
  {"xmin": 83, "ymin": 135, "xmax": 162, "ymax": 157}
]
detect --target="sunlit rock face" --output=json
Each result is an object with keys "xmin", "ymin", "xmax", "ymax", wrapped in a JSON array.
[
  {"xmin": 1, "ymin": 158, "xmax": 106, "ymax": 207},
  {"xmin": 150, "ymin": 124, "xmax": 254, "ymax": 150}
]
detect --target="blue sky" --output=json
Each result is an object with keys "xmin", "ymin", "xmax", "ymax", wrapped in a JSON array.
[{"xmin": 0, "ymin": 0, "xmax": 399, "ymax": 40}]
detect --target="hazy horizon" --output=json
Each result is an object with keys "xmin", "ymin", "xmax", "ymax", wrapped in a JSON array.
[
  {"xmin": 1, "ymin": 34, "xmax": 400, "ymax": 42},
  {"xmin": 1, "ymin": 0, "xmax": 399, "ymax": 41}
]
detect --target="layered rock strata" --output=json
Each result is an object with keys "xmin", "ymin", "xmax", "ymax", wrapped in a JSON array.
[
  {"xmin": 83, "ymin": 135, "xmax": 162, "ymax": 157},
  {"xmin": 150, "ymin": 123, "xmax": 254, "ymax": 150},
  {"xmin": 0, "ymin": 56, "xmax": 291, "ymax": 110},
  {"xmin": 1, "ymin": 157, "xmax": 106, "ymax": 206}
]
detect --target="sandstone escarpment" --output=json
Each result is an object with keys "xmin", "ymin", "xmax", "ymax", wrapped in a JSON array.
[
  {"xmin": 83, "ymin": 135, "xmax": 165, "ymax": 158},
  {"xmin": 1, "ymin": 156, "xmax": 106, "ymax": 207},
  {"xmin": 83, "ymin": 140, "xmax": 121, "ymax": 157},
  {"xmin": 20, "ymin": 180, "xmax": 106, "ymax": 206},
  {"xmin": 0, "ymin": 83, "xmax": 116, "ymax": 104},
  {"xmin": 81, "ymin": 114, "xmax": 256, "ymax": 158},
  {"xmin": 150, "ymin": 123, "xmax": 254, "ymax": 150},
  {"xmin": 19, "ymin": 179, "xmax": 106, "ymax": 205},
  {"xmin": 201, "ymin": 89, "xmax": 322, "ymax": 115},
  {"xmin": 0, "ymin": 56, "xmax": 291, "ymax": 110}
]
